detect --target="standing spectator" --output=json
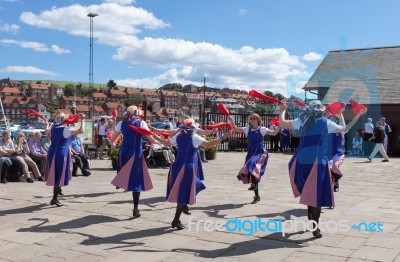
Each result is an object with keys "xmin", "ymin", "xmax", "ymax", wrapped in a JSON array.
[
  {"xmin": 15, "ymin": 132, "xmax": 43, "ymax": 182},
  {"xmin": 172, "ymin": 117, "xmax": 178, "ymax": 129},
  {"xmin": 367, "ymin": 121, "xmax": 389, "ymax": 162},
  {"xmin": 28, "ymin": 132, "xmax": 47, "ymax": 176},
  {"xmin": 71, "ymin": 134, "xmax": 91, "ymax": 176},
  {"xmin": 363, "ymin": 118, "xmax": 374, "ymax": 156},
  {"xmin": 269, "ymin": 123, "xmax": 280, "ymax": 152},
  {"xmin": 95, "ymin": 118, "xmax": 108, "ymax": 159},
  {"xmin": 352, "ymin": 131, "xmax": 363, "ymax": 156},
  {"xmin": 381, "ymin": 117, "xmax": 392, "ymax": 153}
]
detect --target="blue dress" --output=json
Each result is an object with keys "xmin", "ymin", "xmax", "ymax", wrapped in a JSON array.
[
  {"xmin": 167, "ymin": 133, "xmax": 205, "ymax": 205},
  {"xmin": 237, "ymin": 127, "xmax": 269, "ymax": 184},
  {"xmin": 280, "ymin": 128, "xmax": 291, "ymax": 147},
  {"xmin": 111, "ymin": 119, "xmax": 153, "ymax": 192},
  {"xmin": 288, "ymin": 117, "xmax": 335, "ymax": 208},
  {"xmin": 327, "ymin": 132, "xmax": 345, "ymax": 179},
  {"xmin": 45, "ymin": 126, "xmax": 72, "ymax": 187}
]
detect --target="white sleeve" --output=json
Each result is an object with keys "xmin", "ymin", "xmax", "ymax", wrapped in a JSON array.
[
  {"xmin": 242, "ymin": 127, "xmax": 249, "ymax": 136},
  {"xmin": 192, "ymin": 134, "xmax": 206, "ymax": 148},
  {"xmin": 327, "ymin": 119, "xmax": 344, "ymax": 134},
  {"xmin": 260, "ymin": 127, "xmax": 269, "ymax": 136},
  {"xmin": 169, "ymin": 133, "xmax": 179, "ymax": 145},
  {"xmin": 139, "ymin": 120, "xmax": 150, "ymax": 131},
  {"xmin": 115, "ymin": 121, "xmax": 122, "ymax": 132},
  {"xmin": 63, "ymin": 127, "xmax": 72, "ymax": 138},
  {"xmin": 291, "ymin": 118, "xmax": 301, "ymax": 130}
]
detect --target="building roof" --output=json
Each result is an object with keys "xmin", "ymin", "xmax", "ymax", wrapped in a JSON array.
[
  {"xmin": 93, "ymin": 105, "xmax": 104, "ymax": 112},
  {"xmin": 109, "ymin": 89, "xmax": 126, "ymax": 96},
  {"xmin": 76, "ymin": 105, "xmax": 90, "ymax": 112},
  {"xmin": 61, "ymin": 96, "xmax": 89, "ymax": 102},
  {"xmin": 1, "ymin": 87, "xmax": 21, "ymax": 93},
  {"xmin": 92, "ymin": 92, "xmax": 107, "ymax": 98},
  {"xmin": 305, "ymin": 45, "xmax": 400, "ymax": 105},
  {"xmin": 31, "ymin": 83, "xmax": 50, "ymax": 90}
]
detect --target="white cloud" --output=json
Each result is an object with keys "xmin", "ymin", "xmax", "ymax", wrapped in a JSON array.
[
  {"xmin": 0, "ymin": 22, "xmax": 19, "ymax": 34},
  {"xmin": 0, "ymin": 39, "xmax": 70, "ymax": 54},
  {"xmin": 104, "ymin": 0, "xmax": 134, "ymax": 5},
  {"xmin": 0, "ymin": 65, "xmax": 57, "ymax": 77},
  {"xmin": 19, "ymin": 3, "xmax": 169, "ymax": 40},
  {"xmin": 303, "ymin": 52, "xmax": 324, "ymax": 61},
  {"xmin": 18, "ymin": 2, "xmax": 310, "ymax": 96}
]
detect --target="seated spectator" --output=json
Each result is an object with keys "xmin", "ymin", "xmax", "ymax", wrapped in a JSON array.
[
  {"xmin": 0, "ymin": 130, "xmax": 23, "ymax": 182},
  {"xmin": 352, "ymin": 131, "xmax": 363, "ymax": 156},
  {"xmin": 148, "ymin": 141, "xmax": 175, "ymax": 165},
  {"xmin": 71, "ymin": 135, "xmax": 91, "ymax": 176},
  {"xmin": 0, "ymin": 149, "xmax": 12, "ymax": 183},
  {"xmin": 15, "ymin": 132, "xmax": 43, "ymax": 182},
  {"xmin": 199, "ymin": 147, "xmax": 208, "ymax": 163},
  {"xmin": 28, "ymin": 132, "xmax": 47, "ymax": 176}
]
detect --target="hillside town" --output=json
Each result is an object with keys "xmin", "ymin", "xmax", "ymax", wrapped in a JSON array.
[{"xmin": 0, "ymin": 77, "xmax": 288, "ymax": 125}]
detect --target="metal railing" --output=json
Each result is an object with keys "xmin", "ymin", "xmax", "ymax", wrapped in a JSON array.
[{"xmin": 204, "ymin": 112, "xmax": 289, "ymax": 152}]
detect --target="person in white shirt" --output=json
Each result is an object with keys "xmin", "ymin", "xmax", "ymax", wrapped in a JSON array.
[
  {"xmin": 95, "ymin": 118, "xmax": 108, "ymax": 159},
  {"xmin": 381, "ymin": 117, "xmax": 392, "ymax": 153},
  {"xmin": 363, "ymin": 118, "xmax": 374, "ymax": 156}
]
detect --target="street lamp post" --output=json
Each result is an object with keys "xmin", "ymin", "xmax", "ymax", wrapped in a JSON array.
[
  {"xmin": 202, "ymin": 77, "xmax": 206, "ymax": 128},
  {"xmin": 87, "ymin": 12, "xmax": 98, "ymax": 90}
]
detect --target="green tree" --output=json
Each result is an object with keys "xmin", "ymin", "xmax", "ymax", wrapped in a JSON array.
[
  {"xmin": 254, "ymin": 104, "xmax": 267, "ymax": 114},
  {"xmin": 107, "ymin": 79, "xmax": 117, "ymax": 89},
  {"xmin": 263, "ymin": 91, "xmax": 274, "ymax": 97},
  {"xmin": 63, "ymin": 83, "xmax": 75, "ymax": 96},
  {"xmin": 274, "ymin": 93, "xmax": 286, "ymax": 101},
  {"xmin": 123, "ymin": 94, "xmax": 144, "ymax": 107}
]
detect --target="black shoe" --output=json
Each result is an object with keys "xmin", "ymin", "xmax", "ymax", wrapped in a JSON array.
[
  {"xmin": 37, "ymin": 176, "xmax": 44, "ymax": 181},
  {"xmin": 82, "ymin": 169, "xmax": 91, "ymax": 176},
  {"xmin": 382, "ymin": 159, "xmax": 389, "ymax": 162},
  {"xmin": 132, "ymin": 209, "xmax": 141, "ymax": 219},
  {"xmin": 59, "ymin": 189, "xmax": 64, "ymax": 196},
  {"xmin": 248, "ymin": 183, "xmax": 257, "ymax": 191},
  {"xmin": 72, "ymin": 173, "xmax": 78, "ymax": 177},
  {"xmin": 50, "ymin": 199, "xmax": 64, "ymax": 207},
  {"xmin": 26, "ymin": 178, "xmax": 34, "ymax": 183},
  {"xmin": 183, "ymin": 205, "xmax": 191, "ymax": 215},
  {"xmin": 251, "ymin": 196, "xmax": 260, "ymax": 204},
  {"xmin": 312, "ymin": 228, "xmax": 322, "ymax": 238},
  {"xmin": 333, "ymin": 182, "xmax": 339, "ymax": 192},
  {"xmin": 171, "ymin": 220, "xmax": 185, "ymax": 230},
  {"xmin": 1, "ymin": 179, "xmax": 7, "ymax": 184}
]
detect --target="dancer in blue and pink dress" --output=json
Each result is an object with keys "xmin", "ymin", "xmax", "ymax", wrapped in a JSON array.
[
  {"xmin": 279, "ymin": 100, "xmax": 365, "ymax": 238},
  {"xmin": 109, "ymin": 106, "xmax": 160, "ymax": 218},
  {"xmin": 45, "ymin": 113, "xmax": 85, "ymax": 207},
  {"xmin": 326, "ymin": 115, "xmax": 346, "ymax": 193},
  {"xmin": 227, "ymin": 114, "xmax": 280, "ymax": 204},
  {"xmin": 157, "ymin": 118, "xmax": 230, "ymax": 230}
]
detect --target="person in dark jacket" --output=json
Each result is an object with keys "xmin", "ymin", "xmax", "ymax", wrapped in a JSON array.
[{"xmin": 367, "ymin": 121, "xmax": 389, "ymax": 162}]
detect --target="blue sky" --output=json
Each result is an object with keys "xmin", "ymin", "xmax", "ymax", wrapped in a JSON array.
[{"xmin": 1, "ymin": 0, "xmax": 400, "ymax": 97}]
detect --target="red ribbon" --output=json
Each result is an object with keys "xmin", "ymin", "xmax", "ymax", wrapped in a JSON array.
[
  {"xmin": 269, "ymin": 117, "xmax": 279, "ymax": 127},
  {"xmin": 61, "ymin": 113, "xmax": 82, "ymax": 125},
  {"xmin": 204, "ymin": 122, "xmax": 232, "ymax": 130},
  {"xmin": 217, "ymin": 103, "xmax": 230, "ymax": 115},
  {"xmin": 291, "ymin": 99, "xmax": 306, "ymax": 109},
  {"xmin": 325, "ymin": 102, "xmax": 346, "ymax": 115},
  {"xmin": 128, "ymin": 124, "xmax": 153, "ymax": 136},
  {"xmin": 249, "ymin": 90, "xmax": 283, "ymax": 104},
  {"xmin": 349, "ymin": 99, "xmax": 367, "ymax": 114},
  {"xmin": 26, "ymin": 109, "xmax": 46, "ymax": 122}
]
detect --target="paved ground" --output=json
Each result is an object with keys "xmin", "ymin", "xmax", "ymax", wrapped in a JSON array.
[{"xmin": 0, "ymin": 152, "xmax": 399, "ymax": 262}]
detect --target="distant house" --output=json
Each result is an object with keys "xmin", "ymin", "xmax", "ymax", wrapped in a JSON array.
[{"xmin": 303, "ymin": 45, "xmax": 400, "ymax": 156}]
